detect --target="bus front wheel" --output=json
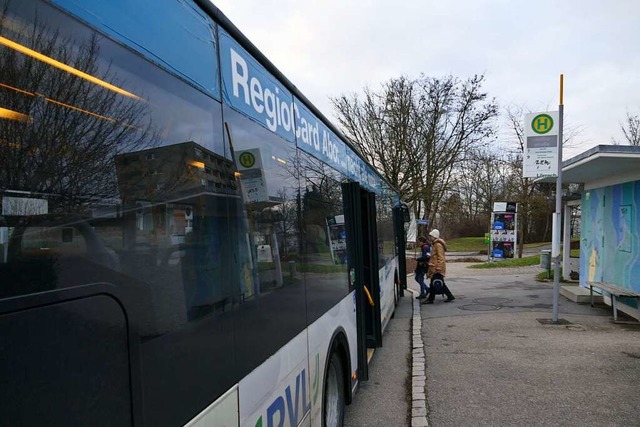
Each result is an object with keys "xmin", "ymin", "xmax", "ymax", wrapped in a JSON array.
[{"xmin": 322, "ymin": 352, "xmax": 345, "ymax": 427}]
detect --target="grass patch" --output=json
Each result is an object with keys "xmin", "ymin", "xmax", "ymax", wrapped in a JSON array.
[
  {"xmin": 450, "ymin": 257, "xmax": 485, "ymax": 263},
  {"xmin": 447, "ymin": 238, "xmax": 552, "ymax": 253},
  {"xmin": 536, "ymin": 268, "xmax": 568, "ymax": 281},
  {"xmin": 523, "ymin": 241, "xmax": 551, "ymax": 249},
  {"xmin": 468, "ymin": 255, "xmax": 540, "ymax": 269},
  {"xmin": 446, "ymin": 237, "xmax": 488, "ymax": 252},
  {"xmin": 258, "ymin": 262, "xmax": 275, "ymax": 271}
]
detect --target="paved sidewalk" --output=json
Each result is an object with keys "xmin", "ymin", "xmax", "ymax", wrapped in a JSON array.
[
  {"xmin": 422, "ymin": 263, "xmax": 640, "ymax": 426},
  {"xmin": 344, "ymin": 286, "xmax": 412, "ymax": 426},
  {"xmin": 345, "ymin": 262, "xmax": 640, "ymax": 426}
]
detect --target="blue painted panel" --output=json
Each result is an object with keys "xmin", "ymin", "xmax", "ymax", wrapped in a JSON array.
[
  {"xmin": 581, "ymin": 181, "xmax": 640, "ymax": 293},
  {"xmin": 602, "ymin": 182, "xmax": 640, "ymax": 291},
  {"xmin": 51, "ymin": 0, "xmax": 220, "ymax": 99},
  {"xmin": 218, "ymin": 28, "xmax": 295, "ymax": 143},
  {"xmin": 631, "ymin": 182, "xmax": 640, "ymax": 289},
  {"xmin": 580, "ymin": 188, "xmax": 603, "ymax": 286}
]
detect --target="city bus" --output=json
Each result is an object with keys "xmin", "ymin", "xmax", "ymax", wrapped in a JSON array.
[{"xmin": 0, "ymin": 1, "xmax": 409, "ymax": 425}]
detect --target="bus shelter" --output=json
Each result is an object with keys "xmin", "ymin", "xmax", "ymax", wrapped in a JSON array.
[{"xmin": 553, "ymin": 145, "xmax": 640, "ymax": 320}]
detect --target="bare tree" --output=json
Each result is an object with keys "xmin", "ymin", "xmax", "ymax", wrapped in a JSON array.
[
  {"xmin": 331, "ymin": 76, "xmax": 417, "ymax": 200},
  {"xmin": 408, "ymin": 75, "xmax": 498, "ymax": 226},
  {"xmin": 273, "ymin": 188, "xmax": 298, "ymax": 258},
  {"xmin": 332, "ymin": 74, "xmax": 498, "ymax": 228},
  {"xmin": 615, "ymin": 111, "xmax": 640, "ymax": 146},
  {"xmin": 442, "ymin": 147, "xmax": 512, "ymax": 237},
  {"xmin": 0, "ymin": 16, "xmax": 155, "ymax": 212}
]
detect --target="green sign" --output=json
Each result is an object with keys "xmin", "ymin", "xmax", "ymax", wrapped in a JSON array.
[
  {"xmin": 531, "ymin": 114, "xmax": 554, "ymax": 134},
  {"xmin": 239, "ymin": 151, "xmax": 256, "ymax": 168}
]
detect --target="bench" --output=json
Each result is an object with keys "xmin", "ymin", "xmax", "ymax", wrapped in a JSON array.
[{"xmin": 587, "ymin": 281, "xmax": 640, "ymax": 322}]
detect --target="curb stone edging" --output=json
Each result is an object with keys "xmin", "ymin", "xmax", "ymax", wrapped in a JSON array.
[{"xmin": 409, "ymin": 289, "xmax": 429, "ymax": 427}]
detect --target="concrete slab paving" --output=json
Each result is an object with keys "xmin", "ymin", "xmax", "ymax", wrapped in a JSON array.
[{"xmin": 422, "ymin": 263, "xmax": 640, "ymax": 426}]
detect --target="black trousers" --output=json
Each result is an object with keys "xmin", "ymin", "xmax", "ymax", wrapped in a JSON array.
[{"xmin": 427, "ymin": 273, "xmax": 454, "ymax": 301}]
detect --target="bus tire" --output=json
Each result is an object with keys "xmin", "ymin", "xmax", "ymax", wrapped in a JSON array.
[
  {"xmin": 322, "ymin": 352, "xmax": 345, "ymax": 427},
  {"xmin": 392, "ymin": 286, "xmax": 398, "ymax": 308}
]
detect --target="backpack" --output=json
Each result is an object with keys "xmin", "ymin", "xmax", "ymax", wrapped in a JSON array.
[{"xmin": 431, "ymin": 277, "xmax": 444, "ymax": 295}]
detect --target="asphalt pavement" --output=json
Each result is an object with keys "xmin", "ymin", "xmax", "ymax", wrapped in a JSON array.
[{"xmin": 345, "ymin": 258, "xmax": 640, "ymax": 426}]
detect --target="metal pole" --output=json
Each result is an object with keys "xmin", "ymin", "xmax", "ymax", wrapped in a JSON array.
[
  {"xmin": 552, "ymin": 74, "xmax": 564, "ymax": 322},
  {"xmin": 514, "ymin": 207, "xmax": 518, "ymax": 258},
  {"xmin": 488, "ymin": 213, "xmax": 494, "ymax": 262}
]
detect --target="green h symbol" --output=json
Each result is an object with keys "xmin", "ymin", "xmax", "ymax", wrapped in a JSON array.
[
  {"xmin": 535, "ymin": 117, "xmax": 549, "ymax": 131},
  {"xmin": 532, "ymin": 114, "xmax": 553, "ymax": 134}
]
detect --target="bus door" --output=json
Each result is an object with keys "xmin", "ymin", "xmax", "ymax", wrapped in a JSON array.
[
  {"xmin": 342, "ymin": 182, "xmax": 381, "ymax": 382},
  {"xmin": 393, "ymin": 202, "xmax": 411, "ymax": 298}
]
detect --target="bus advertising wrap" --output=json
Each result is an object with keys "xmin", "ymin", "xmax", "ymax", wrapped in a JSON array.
[{"xmin": 218, "ymin": 28, "xmax": 379, "ymax": 192}]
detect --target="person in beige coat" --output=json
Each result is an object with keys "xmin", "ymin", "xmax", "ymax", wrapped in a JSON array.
[{"xmin": 422, "ymin": 229, "xmax": 455, "ymax": 304}]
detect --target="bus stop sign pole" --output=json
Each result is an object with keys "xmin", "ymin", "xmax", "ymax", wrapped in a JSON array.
[{"xmin": 552, "ymin": 74, "xmax": 564, "ymax": 323}]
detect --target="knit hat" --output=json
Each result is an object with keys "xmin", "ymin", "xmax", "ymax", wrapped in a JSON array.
[{"xmin": 429, "ymin": 229, "xmax": 440, "ymax": 239}]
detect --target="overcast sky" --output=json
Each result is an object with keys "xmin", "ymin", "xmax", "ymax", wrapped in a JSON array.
[{"xmin": 212, "ymin": 0, "xmax": 640, "ymax": 158}]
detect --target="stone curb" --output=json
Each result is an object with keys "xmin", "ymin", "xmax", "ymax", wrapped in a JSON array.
[{"xmin": 409, "ymin": 289, "xmax": 429, "ymax": 427}]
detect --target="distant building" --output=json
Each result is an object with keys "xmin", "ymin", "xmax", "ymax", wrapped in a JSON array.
[{"xmin": 114, "ymin": 141, "xmax": 237, "ymax": 202}]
